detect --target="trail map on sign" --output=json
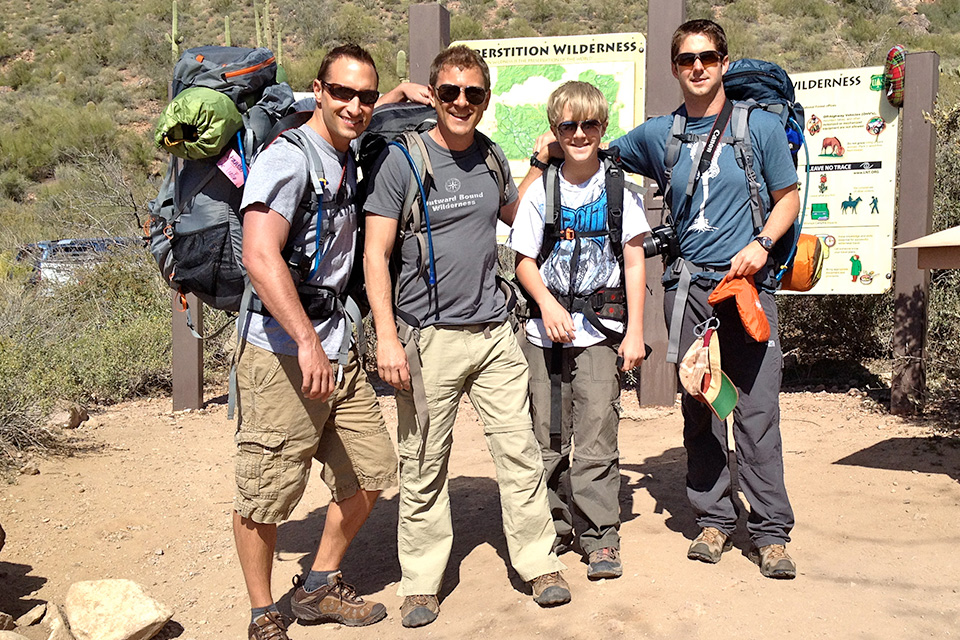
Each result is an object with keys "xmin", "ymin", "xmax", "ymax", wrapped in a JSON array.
[{"xmin": 457, "ymin": 34, "xmax": 646, "ymax": 183}]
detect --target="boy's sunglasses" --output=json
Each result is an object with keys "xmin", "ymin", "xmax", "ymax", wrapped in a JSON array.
[
  {"xmin": 555, "ymin": 119, "xmax": 603, "ymax": 136},
  {"xmin": 673, "ymin": 50, "xmax": 723, "ymax": 68},
  {"xmin": 321, "ymin": 81, "xmax": 379, "ymax": 105},
  {"xmin": 434, "ymin": 84, "xmax": 488, "ymax": 105}
]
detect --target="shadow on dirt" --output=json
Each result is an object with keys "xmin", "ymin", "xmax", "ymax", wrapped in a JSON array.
[
  {"xmin": 835, "ymin": 435, "xmax": 960, "ymax": 482},
  {"xmin": 0, "ymin": 560, "xmax": 47, "ymax": 618},
  {"xmin": 275, "ymin": 475, "xmax": 524, "ymax": 604}
]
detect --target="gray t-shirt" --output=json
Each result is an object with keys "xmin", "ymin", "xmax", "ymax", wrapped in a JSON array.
[
  {"xmin": 363, "ymin": 132, "xmax": 518, "ymax": 327},
  {"xmin": 239, "ymin": 125, "xmax": 357, "ymax": 358}
]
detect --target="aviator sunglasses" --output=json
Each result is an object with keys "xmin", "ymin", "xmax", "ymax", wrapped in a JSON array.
[
  {"xmin": 434, "ymin": 83, "xmax": 488, "ymax": 105},
  {"xmin": 321, "ymin": 81, "xmax": 379, "ymax": 105},
  {"xmin": 555, "ymin": 119, "xmax": 604, "ymax": 136},
  {"xmin": 673, "ymin": 50, "xmax": 724, "ymax": 68}
]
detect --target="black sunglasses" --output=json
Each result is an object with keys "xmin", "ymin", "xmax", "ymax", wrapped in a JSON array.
[
  {"xmin": 673, "ymin": 50, "xmax": 723, "ymax": 68},
  {"xmin": 555, "ymin": 119, "xmax": 604, "ymax": 137},
  {"xmin": 321, "ymin": 81, "xmax": 379, "ymax": 106},
  {"xmin": 434, "ymin": 84, "xmax": 488, "ymax": 105}
]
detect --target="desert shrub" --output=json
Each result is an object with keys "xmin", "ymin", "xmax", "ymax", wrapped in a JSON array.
[
  {"xmin": 0, "ymin": 169, "xmax": 29, "ymax": 202},
  {"xmin": 452, "ymin": 15, "xmax": 484, "ymax": 42},
  {"xmin": 926, "ymin": 102, "xmax": 960, "ymax": 388},
  {"xmin": 1, "ymin": 60, "xmax": 34, "ymax": 90}
]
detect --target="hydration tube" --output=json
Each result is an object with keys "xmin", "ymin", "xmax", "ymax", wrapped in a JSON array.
[
  {"xmin": 235, "ymin": 131, "xmax": 249, "ymax": 181},
  {"xmin": 776, "ymin": 117, "xmax": 812, "ymax": 283},
  {"xmin": 388, "ymin": 140, "xmax": 437, "ymax": 286}
]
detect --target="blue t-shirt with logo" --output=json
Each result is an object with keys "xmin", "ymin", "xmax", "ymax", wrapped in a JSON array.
[{"xmin": 612, "ymin": 103, "xmax": 797, "ymax": 269}]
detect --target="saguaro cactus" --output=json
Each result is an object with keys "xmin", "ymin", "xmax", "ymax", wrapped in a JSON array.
[
  {"xmin": 224, "ymin": 15, "xmax": 231, "ymax": 47},
  {"xmin": 165, "ymin": 0, "xmax": 184, "ymax": 62}
]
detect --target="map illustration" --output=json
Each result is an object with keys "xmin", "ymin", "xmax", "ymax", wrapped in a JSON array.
[{"xmin": 478, "ymin": 63, "xmax": 636, "ymax": 164}]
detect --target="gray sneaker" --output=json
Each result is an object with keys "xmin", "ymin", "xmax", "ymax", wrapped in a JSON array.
[
  {"xmin": 750, "ymin": 543, "xmax": 797, "ymax": 579},
  {"xmin": 530, "ymin": 572, "xmax": 571, "ymax": 607},
  {"xmin": 587, "ymin": 547, "xmax": 623, "ymax": 580},
  {"xmin": 687, "ymin": 527, "xmax": 733, "ymax": 564},
  {"xmin": 400, "ymin": 594, "xmax": 439, "ymax": 628}
]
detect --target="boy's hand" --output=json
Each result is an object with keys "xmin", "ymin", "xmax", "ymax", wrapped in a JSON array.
[
  {"xmin": 541, "ymin": 298, "xmax": 575, "ymax": 344},
  {"xmin": 618, "ymin": 330, "xmax": 647, "ymax": 371}
]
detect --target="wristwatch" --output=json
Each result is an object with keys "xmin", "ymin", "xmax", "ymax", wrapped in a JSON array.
[
  {"xmin": 754, "ymin": 235, "xmax": 774, "ymax": 252},
  {"xmin": 529, "ymin": 153, "xmax": 549, "ymax": 171}
]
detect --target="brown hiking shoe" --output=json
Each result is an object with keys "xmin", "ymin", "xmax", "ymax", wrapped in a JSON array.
[
  {"xmin": 290, "ymin": 571, "xmax": 386, "ymax": 627},
  {"xmin": 687, "ymin": 527, "xmax": 733, "ymax": 564},
  {"xmin": 248, "ymin": 611, "xmax": 289, "ymax": 640},
  {"xmin": 400, "ymin": 594, "xmax": 440, "ymax": 628},
  {"xmin": 530, "ymin": 571, "xmax": 571, "ymax": 607},
  {"xmin": 750, "ymin": 544, "xmax": 797, "ymax": 579}
]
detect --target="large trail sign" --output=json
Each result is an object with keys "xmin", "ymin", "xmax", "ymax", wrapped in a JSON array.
[
  {"xmin": 792, "ymin": 66, "xmax": 900, "ymax": 294},
  {"xmin": 457, "ymin": 33, "xmax": 647, "ymax": 239}
]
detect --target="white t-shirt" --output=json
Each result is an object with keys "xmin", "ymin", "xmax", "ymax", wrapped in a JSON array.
[{"xmin": 509, "ymin": 163, "xmax": 649, "ymax": 348}]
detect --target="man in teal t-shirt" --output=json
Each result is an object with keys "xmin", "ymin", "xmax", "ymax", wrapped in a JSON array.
[{"xmin": 611, "ymin": 19, "xmax": 800, "ymax": 580}]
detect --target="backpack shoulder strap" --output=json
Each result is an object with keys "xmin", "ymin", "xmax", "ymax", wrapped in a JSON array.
[
  {"xmin": 475, "ymin": 130, "xmax": 508, "ymax": 208},
  {"xmin": 729, "ymin": 101, "xmax": 765, "ymax": 231},
  {"xmin": 539, "ymin": 162, "xmax": 562, "ymax": 265},
  {"xmin": 396, "ymin": 130, "xmax": 431, "ymax": 281},
  {"xmin": 603, "ymin": 154, "xmax": 626, "ymax": 271},
  {"xmin": 661, "ymin": 112, "xmax": 690, "ymax": 217}
]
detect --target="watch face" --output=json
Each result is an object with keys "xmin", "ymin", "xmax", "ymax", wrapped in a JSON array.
[{"xmin": 757, "ymin": 236, "xmax": 773, "ymax": 251}]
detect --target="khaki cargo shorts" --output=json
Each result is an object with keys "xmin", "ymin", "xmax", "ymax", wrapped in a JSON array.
[{"xmin": 233, "ymin": 343, "xmax": 397, "ymax": 524}]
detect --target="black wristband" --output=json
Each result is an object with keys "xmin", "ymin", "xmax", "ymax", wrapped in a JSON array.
[{"xmin": 529, "ymin": 153, "xmax": 549, "ymax": 171}]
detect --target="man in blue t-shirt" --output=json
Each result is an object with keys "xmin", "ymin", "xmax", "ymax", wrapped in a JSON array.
[{"xmin": 611, "ymin": 19, "xmax": 800, "ymax": 579}]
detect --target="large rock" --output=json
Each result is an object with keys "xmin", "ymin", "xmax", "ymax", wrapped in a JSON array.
[
  {"xmin": 0, "ymin": 631, "xmax": 30, "ymax": 640},
  {"xmin": 0, "ymin": 614, "xmax": 14, "ymax": 631},
  {"xmin": 64, "ymin": 580, "xmax": 172, "ymax": 640}
]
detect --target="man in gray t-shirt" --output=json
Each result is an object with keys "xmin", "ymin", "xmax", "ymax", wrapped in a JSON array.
[
  {"xmin": 364, "ymin": 45, "xmax": 570, "ymax": 629},
  {"xmin": 235, "ymin": 45, "xmax": 431, "ymax": 640}
]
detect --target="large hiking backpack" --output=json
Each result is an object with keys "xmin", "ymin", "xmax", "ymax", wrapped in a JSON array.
[
  {"xmin": 147, "ymin": 46, "xmax": 295, "ymax": 314},
  {"xmin": 721, "ymin": 58, "xmax": 822, "ymax": 292}
]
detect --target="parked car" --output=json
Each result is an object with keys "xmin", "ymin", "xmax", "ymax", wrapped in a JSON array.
[{"xmin": 16, "ymin": 238, "xmax": 138, "ymax": 286}]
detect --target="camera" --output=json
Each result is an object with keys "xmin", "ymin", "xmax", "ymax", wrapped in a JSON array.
[{"xmin": 642, "ymin": 225, "xmax": 680, "ymax": 260}]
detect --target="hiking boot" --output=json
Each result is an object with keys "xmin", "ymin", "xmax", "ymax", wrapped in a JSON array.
[
  {"xmin": 750, "ymin": 544, "xmax": 797, "ymax": 579},
  {"xmin": 530, "ymin": 572, "xmax": 571, "ymax": 607},
  {"xmin": 687, "ymin": 527, "xmax": 733, "ymax": 564},
  {"xmin": 587, "ymin": 547, "xmax": 623, "ymax": 580},
  {"xmin": 400, "ymin": 594, "xmax": 439, "ymax": 628},
  {"xmin": 290, "ymin": 571, "xmax": 386, "ymax": 627},
  {"xmin": 248, "ymin": 611, "xmax": 289, "ymax": 640}
]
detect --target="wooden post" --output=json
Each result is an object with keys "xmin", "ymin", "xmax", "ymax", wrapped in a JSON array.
[
  {"xmin": 171, "ymin": 292, "xmax": 204, "ymax": 411},
  {"xmin": 637, "ymin": 0, "xmax": 684, "ymax": 407},
  {"xmin": 891, "ymin": 51, "xmax": 939, "ymax": 415},
  {"xmin": 408, "ymin": 3, "xmax": 449, "ymax": 85}
]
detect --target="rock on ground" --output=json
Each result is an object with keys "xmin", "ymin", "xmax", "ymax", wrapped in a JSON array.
[
  {"xmin": 0, "ymin": 631, "xmax": 30, "ymax": 640},
  {"xmin": 15, "ymin": 603, "xmax": 46, "ymax": 627},
  {"xmin": 64, "ymin": 580, "xmax": 172, "ymax": 640},
  {"xmin": 0, "ymin": 615, "xmax": 13, "ymax": 631}
]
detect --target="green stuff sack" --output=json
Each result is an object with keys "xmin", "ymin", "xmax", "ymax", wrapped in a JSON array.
[{"xmin": 155, "ymin": 87, "xmax": 243, "ymax": 160}]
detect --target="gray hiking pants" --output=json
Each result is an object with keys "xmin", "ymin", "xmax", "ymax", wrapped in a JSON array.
[
  {"xmin": 665, "ymin": 280, "xmax": 794, "ymax": 547},
  {"xmin": 520, "ymin": 337, "xmax": 622, "ymax": 554}
]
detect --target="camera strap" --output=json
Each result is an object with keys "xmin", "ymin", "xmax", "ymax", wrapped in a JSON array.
[{"xmin": 685, "ymin": 99, "xmax": 734, "ymax": 197}]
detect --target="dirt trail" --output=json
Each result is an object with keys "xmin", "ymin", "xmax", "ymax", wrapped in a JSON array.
[{"xmin": 1, "ymin": 389, "xmax": 958, "ymax": 639}]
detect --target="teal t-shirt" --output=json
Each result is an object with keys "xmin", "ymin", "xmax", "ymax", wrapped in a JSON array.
[{"xmin": 612, "ymin": 103, "xmax": 797, "ymax": 269}]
